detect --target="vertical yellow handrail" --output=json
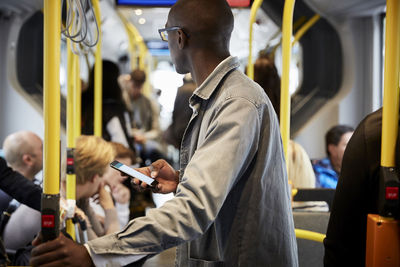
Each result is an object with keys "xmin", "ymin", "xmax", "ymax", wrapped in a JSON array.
[
  {"xmin": 117, "ymin": 11, "xmax": 139, "ymax": 70},
  {"xmin": 74, "ymin": 56, "xmax": 82, "ymax": 137},
  {"xmin": 42, "ymin": 0, "xmax": 61, "ymax": 241},
  {"xmin": 92, "ymin": 0, "xmax": 103, "ymax": 137},
  {"xmin": 43, "ymin": 0, "xmax": 61, "ymax": 196},
  {"xmin": 280, "ymin": 0, "xmax": 296, "ymax": 170},
  {"xmin": 247, "ymin": 0, "xmax": 264, "ymax": 80},
  {"xmin": 66, "ymin": 40, "xmax": 76, "ymax": 240},
  {"xmin": 381, "ymin": 0, "xmax": 400, "ymax": 167}
]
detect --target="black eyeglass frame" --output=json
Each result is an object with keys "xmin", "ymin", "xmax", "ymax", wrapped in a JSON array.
[{"xmin": 158, "ymin": 26, "xmax": 189, "ymax": 42}]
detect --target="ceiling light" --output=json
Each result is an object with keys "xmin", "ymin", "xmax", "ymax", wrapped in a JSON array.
[
  {"xmin": 138, "ymin": 18, "xmax": 146, "ymax": 24},
  {"xmin": 135, "ymin": 9, "xmax": 143, "ymax": 16}
]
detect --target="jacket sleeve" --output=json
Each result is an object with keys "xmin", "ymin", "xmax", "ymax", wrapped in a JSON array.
[
  {"xmin": 324, "ymin": 111, "xmax": 381, "ymax": 266},
  {"xmin": 0, "ymin": 157, "xmax": 41, "ymax": 211},
  {"xmin": 88, "ymin": 96, "xmax": 261, "ymax": 256}
]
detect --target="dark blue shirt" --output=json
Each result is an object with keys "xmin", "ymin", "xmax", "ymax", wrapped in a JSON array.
[{"xmin": 312, "ymin": 157, "xmax": 339, "ymax": 188}]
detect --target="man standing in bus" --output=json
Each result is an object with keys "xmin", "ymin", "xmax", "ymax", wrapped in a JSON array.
[{"xmin": 30, "ymin": 0, "xmax": 298, "ymax": 266}]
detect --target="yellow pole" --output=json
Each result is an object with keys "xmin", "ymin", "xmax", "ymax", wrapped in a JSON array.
[
  {"xmin": 247, "ymin": 0, "xmax": 264, "ymax": 80},
  {"xmin": 138, "ymin": 41, "xmax": 146, "ymax": 71},
  {"xmin": 295, "ymin": 229, "xmax": 325, "ymax": 243},
  {"xmin": 66, "ymin": 40, "xmax": 76, "ymax": 240},
  {"xmin": 92, "ymin": 0, "xmax": 103, "ymax": 137},
  {"xmin": 67, "ymin": 45, "xmax": 75, "ymax": 147},
  {"xmin": 292, "ymin": 14, "xmax": 320, "ymax": 47},
  {"xmin": 74, "ymin": 55, "xmax": 82, "ymax": 137},
  {"xmin": 42, "ymin": 0, "xmax": 61, "ymax": 241},
  {"xmin": 117, "ymin": 11, "xmax": 138, "ymax": 70},
  {"xmin": 121, "ymin": 14, "xmax": 151, "ymax": 96},
  {"xmin": 280, "ymin": 0, "xmax": 296, "ymax": 171},
  {"xmin": 127, "ymin": 22, "xmax": 147, "ymax": 71},
  {"xmin": 381, "ymin": 0, "xmax": 400, "ymax": 167},
  {"xmin": 144, "ymin": 55, "xmax": 152, "ymax": 97},
  {"xmin": 43, "ymin": 0, "xmax": 61, "ymax": 196}
]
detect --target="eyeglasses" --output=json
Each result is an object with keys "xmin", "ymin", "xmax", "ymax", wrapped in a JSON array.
[{"xmin": 158, "ymin": 26, "xmax": 188, "ymax": 42}]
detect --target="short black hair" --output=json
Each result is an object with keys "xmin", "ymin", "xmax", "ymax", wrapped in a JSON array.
[{"xmin": 325, "ymin": 125, "xmax": 354, "ymax": 155}]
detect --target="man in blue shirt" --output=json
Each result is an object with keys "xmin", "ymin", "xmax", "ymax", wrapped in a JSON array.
[{"xmin": 312, "ymin": 125, "xmax": 354, "ymax": 188}]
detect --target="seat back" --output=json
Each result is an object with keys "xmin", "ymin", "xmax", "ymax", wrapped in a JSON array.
[{"xmin": 293, "ymin": 211, "xmax": 330, "ymax": 267}]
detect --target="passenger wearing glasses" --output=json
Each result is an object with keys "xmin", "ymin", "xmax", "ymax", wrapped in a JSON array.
[{"xmin": 30, "ymin": 0, "xmax": 298, "ymax": 266}]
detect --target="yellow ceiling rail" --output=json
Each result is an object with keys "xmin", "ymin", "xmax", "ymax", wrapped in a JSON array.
[
  {"xmin": 92, "ymin": 0, "xmax": 103, "ymax": 137},
  {"xmin": 247, "ymin": 0, "xmax": 264, "ymax": 80},
  {"xmin": 381, "ymin": 0, "xmax": 400, "ymax": 167},
  {"xmin": 280, "ymin": 0, "xmax": 296, "ymax": 171},
  {"xmin": 42, "ymin": 0, "xmax": 61, "ymax": 241},
  {"xmin": 292, "ymin": 14, "xmax": 320, "ymax": 47},
  {"xmin": 295, "ymin": 229, "xmax": 325, "ymax": 243}
]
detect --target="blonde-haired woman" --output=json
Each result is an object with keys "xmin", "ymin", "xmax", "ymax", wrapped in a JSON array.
[
  {"xmin": 63, "ymin": 135, "xmax": 120, "ymax": 240},
  {"xmin": 287, "ymin": 140, "xmax": 315, "ymax": 188},
  {"xmin": 288, "ymin": 140, "xmax": 328, "ymax": 211}
]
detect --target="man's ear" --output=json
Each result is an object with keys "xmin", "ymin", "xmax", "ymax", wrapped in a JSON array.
[
  {"xmin": 177, "ymin": 29, "xmax": 187, "ymax": 50},
  {"xmin": 90, "ymin": 174, "xmax": 100, "ymax": 183},
  {"xmin": 22, "ymin": 154, "xmax": 32, "ymax": 166}
]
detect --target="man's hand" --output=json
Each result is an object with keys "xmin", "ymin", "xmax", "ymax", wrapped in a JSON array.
[
  {"xmin": 132, "ymin": 159, "xmax": 179, "ymax": 194},
  {"xmin": 30, "ymin": 233, "xmax": 94, "ymax": 267}
]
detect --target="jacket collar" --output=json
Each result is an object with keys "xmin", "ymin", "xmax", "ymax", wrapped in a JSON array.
[{"xmin": 192, "ymin": 56, "xmax": 239, "ymax": 101}]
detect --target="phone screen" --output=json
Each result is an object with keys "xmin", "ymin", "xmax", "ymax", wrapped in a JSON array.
[{"xmin": 110, "ymin": 160, "xmax": 158, "ymax": 188}]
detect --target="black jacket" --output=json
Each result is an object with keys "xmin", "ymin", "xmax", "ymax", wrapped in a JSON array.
[
  {"xmin": 0, "ymin": 157, "xmax": 41, "ymax": 211},
  {"xmin": 324, "ymin": 108, "xmax": 400, "ymax": 266}
]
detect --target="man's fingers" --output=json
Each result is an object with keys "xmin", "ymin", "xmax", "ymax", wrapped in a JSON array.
[
  {"xmin": 151, "ymin": 183, "xmax": 162, "ymax": 193},
  {"xmin": 150, "ymin": 160, "xmax": 166, "ymax": 177},
  {"xmin": 31, "ymin": 234, "xmax": 66, "ymax": 256},
  {"xmin": 31, "ymin": 250, "xmax": 67, "ymax": 266},
  {"xmin": 34, "ymin": 260, "xmax": 68, "ymax": 267},
  {"xmin": 31, "ymin": 233, "xmax": 43, "ymax": 246},
  {"xmin": 130, "ymin": 179, "xmax": 146, "ymax": 192}
]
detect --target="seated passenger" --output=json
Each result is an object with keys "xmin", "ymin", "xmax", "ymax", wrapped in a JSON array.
[
  {"xmin": 312, "ymin": 125, "xmax": 354, "ymax": 188},
  {"xmin": 67, "ymin": 135, "xmax": 120, "ymax": 240},
  {"xmin": 5, "ymin": 135, "xmax": 119, "ymax": 253},
  {"xmin": 1, "ymin": 131, "xmax": 42, "ymax": 211},
  {"xmin": 2, "ymin": 131, "xmax": 43, "ymax": 251},
  {"xmin": 90, "ymin": 142, "xmax": 134, "ymax": 229}
]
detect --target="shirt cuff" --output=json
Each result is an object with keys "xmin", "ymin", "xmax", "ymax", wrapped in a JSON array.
[{"xmin": 84, "ymin": 243, "xmax": 146, "ymax": 266}]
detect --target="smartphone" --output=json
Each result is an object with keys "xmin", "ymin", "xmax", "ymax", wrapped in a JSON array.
[{"xmin": 110, "ymin": 160, "xmax": 158, "ymax": 188}]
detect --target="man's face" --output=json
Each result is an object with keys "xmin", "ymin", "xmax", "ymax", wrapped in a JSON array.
[
  {"xmin": 30, "ymin": 137, "xmax": 43, "ymax": 175},
  {"xmin": 166, "ymin": 15, "xmax": 187, "ymax": 74},
  {"xmin": 329, "ymin": 131, "xmax": 353, "ymax": 167},
  {"xmin": 128, "ymin": 80, "xmax": 142, "ymax": 99}
]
